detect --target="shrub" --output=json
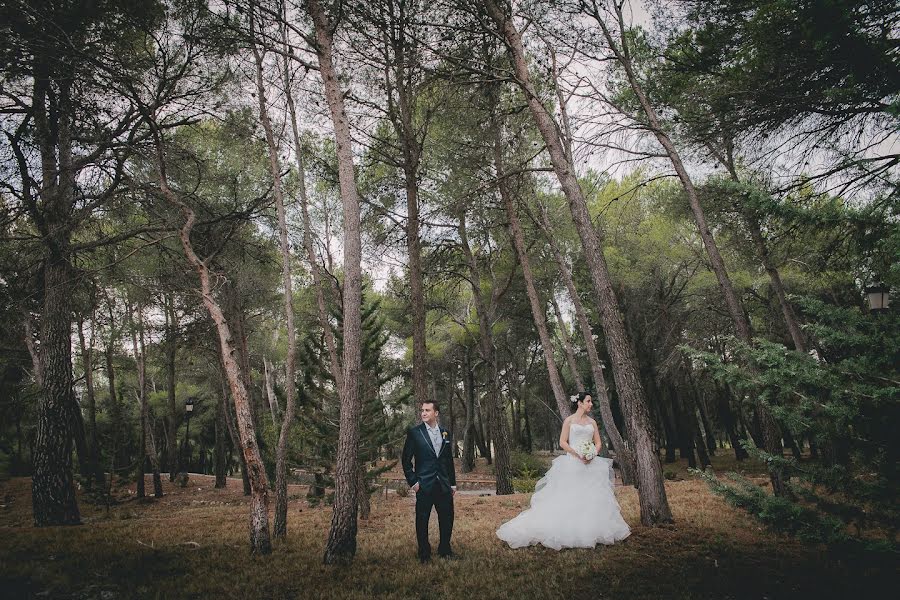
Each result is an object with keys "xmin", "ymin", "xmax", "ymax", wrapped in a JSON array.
[
  {"xmin": 509, "ymin": 450, "xmax": 549, "ymax": 478},
  {"xmin": 512, "ymin": 477, "xmax": 537, "ymax": 494}
]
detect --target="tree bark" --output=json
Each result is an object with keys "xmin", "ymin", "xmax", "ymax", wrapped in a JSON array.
[
  {"xmin": 594, "ymin": 2, "xmax": 787, "ymax": 495},
  {"xmin": 250, "ymin": 24, "xmax": 299, "ymax": 541},
  {"xmin": 131, "ymin": 303, "xmax": 163, "ymax": 498},
  {"xmin": 307, "ymin": 0, "xmax": 365, "ymax": 565},
  {"xmin": 165, "ymin": 296, "xmax": 179, "ymax": 480},
  {"xmin": 154, "ymin": 127, "xmax": 271, "ymax": 555},
  {"xmin": 484, "ymin": 0, "xmax": 670, "ymax": 523},
  {"xmin": 533, "ymin": 205, "xmax": 635, "ymax": 484},
  {"xmin": 457, "ymin": 211, "xmax": 513, "ymax": 494},
  {"xmin": 494, "ymin": 121, "xmax": 570, "ymax": 419},
  {"xmin": 215, "ymin": 391, "xmax": 227, "ymax": 489},
  {"xmin": 550, "ymin": 294, "xmax": 584, "ymax": 392}
]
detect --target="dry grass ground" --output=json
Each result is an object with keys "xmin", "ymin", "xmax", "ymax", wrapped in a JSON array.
[{"xmin": 0, "ymin": 457, "xmax": 894, "ymax": 600}]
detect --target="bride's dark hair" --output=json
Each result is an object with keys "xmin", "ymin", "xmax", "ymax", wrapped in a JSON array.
[{"xmin": 571, "ymin": 391, "xmax": 592, "ymax": 409}]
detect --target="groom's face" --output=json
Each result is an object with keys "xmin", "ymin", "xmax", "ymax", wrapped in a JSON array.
[{"xmin": 420, "ymin": 403, "xmax": 438, "ymax": 426}]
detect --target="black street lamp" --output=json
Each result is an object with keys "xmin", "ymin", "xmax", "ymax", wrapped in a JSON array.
[
  {"xmin": 865, "ymin": 284, "xmax": 890, "ymax": 313},
  {"xmin": 182, "ymin": 397, "xmax": 196, "ymax": 474}
]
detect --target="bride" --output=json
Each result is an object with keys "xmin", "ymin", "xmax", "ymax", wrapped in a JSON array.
[{"xmin": 496, "ymin": 392, "xmax": 631, "ymax": 550}]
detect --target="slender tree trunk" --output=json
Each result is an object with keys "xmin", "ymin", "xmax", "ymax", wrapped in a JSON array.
[
  {"xmin": 745, "ymin": 211, "xmax": 807, "ymax": 352},
  {"xmin": 280, "ymin": 7, "xmax": 342, "ymax": 392},
  {"xmin": 263, "ymin": 358, "xmax": 280, "ymax": 424},
  {"xmin": 484, "ymin": 0, "xmax": 669, "ymax": 523},
  {"xmin": 251, "ymin": 27, "xmax": 300, "ymax": 541},
  {"xmin": 223, "ymin": 376, "xmax": 252, "ymax": 494},
  {"xmin": 461, "ymin": 349, "xmax": 476, "ymax": 473},
  {"xmin": 130, "ymin": 303, "xmax": 163, "ymax": 498},
  {"xmin": 77, "ymin": 315, "xmax": 104, "ymax": 487},
  {"xmin": 494, "ymin": 123, "xmax": 570, "ymax": 419},
  {"xmin": 535, "ymin": 202, "xmax": 635, "ymax": 483},
  {"xmin": 165, "ymin": 296, "xmax": 179, "ymax": 480},
  {"xmin": 308, "ymin": 0, "xmax": 364, "ymax": 564},
  {"xmin": 458, "ymin": 211, "xmax": 512, "ymax": 494},
  {"xmin": 595, "ymin": 3, "xmax": 788, "ymax": 495},
  {"xmin": 215, "ymin": 391, "xmax": 227, "ymax": 489},
  {"xmin": 550, "ymin": 294, "xmax": 584, "ymax": 392},
  {"xmin": 154, "ymin": 127, "xmax": 271, "ymax": 555}
]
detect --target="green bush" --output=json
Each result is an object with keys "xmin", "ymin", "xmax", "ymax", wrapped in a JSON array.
[
  {"xmin": 509, "ymin": 450, "xmax": 549, "ymax": 478},
  {"xmin": 512, "ymin": 477, "xmax": 537, "ymax": 494}
]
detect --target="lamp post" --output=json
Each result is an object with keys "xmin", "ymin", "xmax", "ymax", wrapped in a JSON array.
[
  {"xmin": 182, "ymin": 397, "xmax": 195, "ymax": 475},
  {"xmin": 865, "ymin": 284, "xmax": 890, "ymax": 313}
]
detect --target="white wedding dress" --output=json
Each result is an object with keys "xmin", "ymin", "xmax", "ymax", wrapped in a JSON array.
[{"xmin": 496, "ymin": 423, "xmax": 631, "ymax": 550}]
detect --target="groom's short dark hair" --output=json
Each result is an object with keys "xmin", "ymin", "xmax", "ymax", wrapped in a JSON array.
[{"xmin": 421, "ymin": 400, "xmax": 440, "ymax": 412}]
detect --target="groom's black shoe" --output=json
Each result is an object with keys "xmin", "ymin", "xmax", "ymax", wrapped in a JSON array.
[{"xmin": 419, "ymin": 555, "xmax": 432, "ymax": 564}]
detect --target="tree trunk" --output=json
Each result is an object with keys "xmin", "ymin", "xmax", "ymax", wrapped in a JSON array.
[
  {"xmin": 457, "ymin": 211, "xmax": 512, "ymax": 494},
  {"xmin": 131, "ymin": 303, "xmax": 163, "ymax": 498},
  {"xmin": 165, "ymin": 296, "xmax": 179, "ymax": 481},
  {"xmin": 494, "ymin": 124, "xmax": 570, "ymax": 419},
  {"xmin": 484, "ymin": 0, "xmax": 670, "ymax": 523},
  {"xmin": 461, "ymin": 350, "xmax": 476, "ymax": 473},
  {"xmin": 307, "ymin": 0, "xmax": 364, "ymax": 565},
  {"xmin": 282, "ymin": 44, "xmax": 342, "ymax": 392},
  {"xmin": 250, "ymin": 26, "xmax": 300, "ymax": 542},
  {"xmin": 745, "ymin": 211, "xmax": 807, "ymax": 353},
  {"xmin": 155, "ymin": 130, "xmax": 271, "ymax": 555},
  {"xmin": 29, "ymin": 64, "xmax": 81, "ymax": 526},
  {"xmin": 550, "ymin": 294, "xmax": 584, "ymax": 392},
  {"xmin": 215, "ymin": 391, "xmax": 227, "ymax": 489},
  {"xmin": 223, "ymin": 380, "xmax": 252, "ymax": 495},
  {"xmin": 534, "ymin": 205, "xmax": 635, "ymax": 484},
  {"xmin": 76, "ymin": 315, "xmax": 104, "ymax": 488},
  {"xmin": 596, "ymin": 4, "xmax": 787, "ymax": 496}
]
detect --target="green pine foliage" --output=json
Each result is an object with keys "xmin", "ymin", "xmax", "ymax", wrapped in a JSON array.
[
  {"xmin": 294, "ymin": 287, "xmax": 407, "ymax": 498},
  {"xmin": 687, "ymin": 298, "xmax": 899, "ymax": 548}
]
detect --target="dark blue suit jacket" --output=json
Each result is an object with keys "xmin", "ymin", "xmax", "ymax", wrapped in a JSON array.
[{"xmin": 401, "ymin": 423, "xmax": 456, "ymax": 493}]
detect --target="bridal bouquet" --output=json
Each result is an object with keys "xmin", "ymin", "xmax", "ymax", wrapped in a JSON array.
[{"xmin": 578, "ymin": 440, "xmax": 597, "ymax": 461}]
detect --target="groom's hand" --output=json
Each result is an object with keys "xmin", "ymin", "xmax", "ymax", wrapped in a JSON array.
[
  {"xmin": 412, "ymin": 482, "xmax": 420, "ymax": 492},
  {"xmin": 451, "ymin": 486, "xmax": 457, "ymax": 496}
]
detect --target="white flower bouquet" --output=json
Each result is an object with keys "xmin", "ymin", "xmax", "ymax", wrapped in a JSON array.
[{"xmin": 578, "ymin": 439, "xmax": 596, "ymax": 461}]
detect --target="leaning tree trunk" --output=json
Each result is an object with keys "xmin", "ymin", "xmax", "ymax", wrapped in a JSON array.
[
  {"xmin": 154, "ymin": 127, "xmax": 272, "ymax": 555},
  {"xmin": 308, "ymin": 0, "xmax": 364, "ymax": 565},
  {"xmin": 458, "ymin": 211, "xmax": 513, "ymax": 494},
  {"xmin": 550, "ymin": 294, "xmax": 584, "ymax": 392},
  {"xmin": 251, "ymin": 24, "xmax": 299, "ymax": 541},
  {"xmin": 484, "ymin": 0, "xmax": 669, "ymax": 523},
  {"xmin": 534, "ymin": 203, "xmax": 635, "ymax": 484},
  {"xmin": 493, "ymin": 118, "xmax": 571, "ymax": 419},
  {"xmin": 596, "ymin": 3, "xmax": 787, "ymax": 495}
]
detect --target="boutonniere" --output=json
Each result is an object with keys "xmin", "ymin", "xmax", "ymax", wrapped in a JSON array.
[{"xmin": 442, "ymin": 431, "xmax": 448, "ymax": 440}]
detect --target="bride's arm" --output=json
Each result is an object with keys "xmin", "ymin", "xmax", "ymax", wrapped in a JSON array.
[{"xmin": 592, "ymin": 422, "xmax": 602, "ymax": 454}]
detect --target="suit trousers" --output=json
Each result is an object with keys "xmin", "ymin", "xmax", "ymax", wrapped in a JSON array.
[{"xmin": 415, "ymin": 485, "xmax": 454, "ymax": 559}]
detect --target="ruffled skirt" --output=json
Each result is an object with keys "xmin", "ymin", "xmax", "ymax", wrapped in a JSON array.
[{"xmin": 496, "ymin": 455, "xmax": 630, "ymax": 550}]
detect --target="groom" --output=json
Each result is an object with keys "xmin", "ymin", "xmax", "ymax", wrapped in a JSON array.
[{"xmin": 401, "ymin": 400, "xmax": 457, "ymax": 563}]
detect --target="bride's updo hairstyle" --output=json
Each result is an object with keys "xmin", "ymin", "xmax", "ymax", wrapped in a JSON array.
[{"xmin": 571, "ymin": 391, "xmax": 592, "ymax": 410}]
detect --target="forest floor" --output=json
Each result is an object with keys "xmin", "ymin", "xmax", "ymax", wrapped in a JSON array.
[{"xmin": 1, "ymin": 455, "xmax": 894, "ymax": 600}]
